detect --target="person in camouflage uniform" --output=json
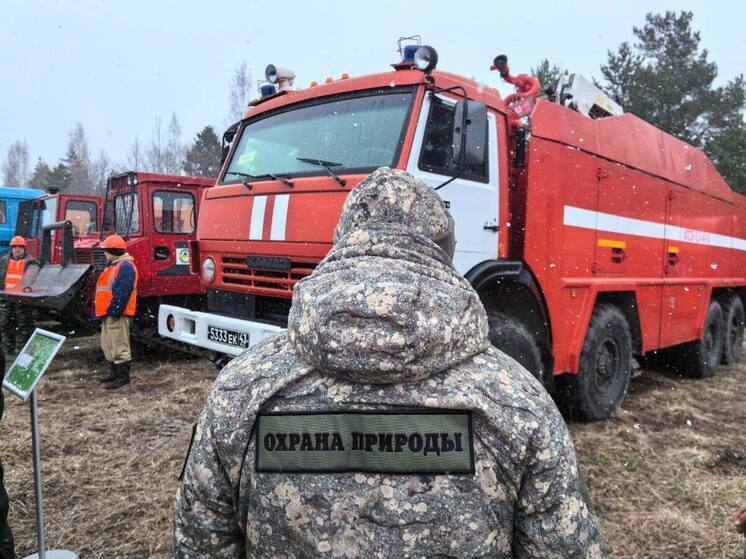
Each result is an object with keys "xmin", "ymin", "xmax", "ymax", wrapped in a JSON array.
[
  {"xmin": 173, "ymin": 167, "xmax": 605, "ymax": 558},
  {"xmin": 0, "ymin": 390, "xmax": 15, "ymax": 559}
]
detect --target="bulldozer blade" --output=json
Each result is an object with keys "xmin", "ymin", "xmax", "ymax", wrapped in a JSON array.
[{"xmin": 0, "ymin": 263, "xmax": 91, "ymax": 311}]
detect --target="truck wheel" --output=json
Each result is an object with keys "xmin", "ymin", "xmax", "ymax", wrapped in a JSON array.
[
  {"xmin": 722, "ymin": 296, "xmax": 744, "ymax": 365},
  {"xmin": 678, "ymin": 300, "xmax": 725, "ymax": 378},
  {"xmin": 487, "ymin": 312, "xmax": 547, "ymax": 388},
  {"xmin": 570, "ymin": 304, "xmax": 632, "ymax": 421}
]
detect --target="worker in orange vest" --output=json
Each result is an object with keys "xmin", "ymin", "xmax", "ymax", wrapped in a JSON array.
[
  {"xmin": 95, "ymin": 234, "xmax": 138, "ymax": 389},
  {"xmin": 0, "ymin": 236, "xmax": 38, "ymax": 357}
]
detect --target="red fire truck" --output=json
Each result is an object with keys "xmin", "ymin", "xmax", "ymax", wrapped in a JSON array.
[
  {"xmin": 159, "ymin": 44, "xmax": 746, "ymax": 420},
  {"xmin": 4, "ymin": 172, "xmax": 213, "ymax": 335}
]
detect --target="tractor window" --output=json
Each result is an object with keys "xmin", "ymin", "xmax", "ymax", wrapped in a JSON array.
[
  {"xmin": 418, "ymin": 96, "xmax": 488, "ymax": 182},
  {"xmin": 112, "ymin": 193, "xmax": 140, "ymax": 235},
  {"xmin": 14, "ymin": 200, "xmax": 40, "ymax": 238},
  {"xmin": 0, "ymin": 200, "xmax": 6, "ymax": 224},
  {"xmin": 152, "ymin": 191, "xmax": 195, "ymax": 234},
  {"xmin": 65, "ymin": 200, "xmax": 98, "ymax": 236}
]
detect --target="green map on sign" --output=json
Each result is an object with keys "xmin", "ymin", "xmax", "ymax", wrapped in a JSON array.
[{"xmin": 4, "ymin": 333, "xmax": 60, "ymax": 394}]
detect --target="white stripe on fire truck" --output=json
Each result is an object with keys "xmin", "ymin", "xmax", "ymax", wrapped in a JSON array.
[
  {"xmin": 270, "ymin": 194, "xmax": 289, "ymax": 241},
  {"xmin": 249, "ymin": 196, "xmax": 267, "ymax": 240},
  {"xmin": 563, "ymin": 205, "xmax": 746, "ymax": 252}
]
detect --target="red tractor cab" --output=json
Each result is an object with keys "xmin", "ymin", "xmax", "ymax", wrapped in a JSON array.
[{"xmin": 15, "ymin": 188, "xmax": 103, "ymax": 262}]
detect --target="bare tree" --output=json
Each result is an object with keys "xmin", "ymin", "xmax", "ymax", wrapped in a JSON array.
[
  {"xmin": 164, "ymin": 113, "xmax": 184, "ymax": 175},
  {"xmin": 2, "ymin": 141, "xmax": 31, "ymax": 186},
  {"xmin": 127, "ymin": 136, "xmax": 144, "ymax": 170},
  {"xmin": 146, "ymin": 115, "xmax": 166, "ymax": 173},
  {"xmin": 144, "ymin": 113, "xmax": 185, "ymax": 175},
  {"xmin": 90, "ymin": 150, "xmax": 114, "ymax": 194},
  {"xmin": 227, "ymin": 62, "xmax": 253, "ymax": 123}
]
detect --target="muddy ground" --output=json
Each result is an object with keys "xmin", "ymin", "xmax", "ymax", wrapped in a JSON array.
[{"xmin": 1, "ymin": 331, "xmax": 744, "ymax": 558}]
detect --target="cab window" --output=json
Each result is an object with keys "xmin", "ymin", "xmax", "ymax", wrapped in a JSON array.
[
  {"xmin": 152, "ymin": 191, "xmax": 195, "ymax": 234},
  {"xmin": 110, "ymin": 193, "xmax": 139, "ymax": 235},
  {"xmin": 418, "ymin": 96, "xmax": 488, "ymax": 182},
  {"xmin": 0, "ymin": 200, "xmax": 6, "ymax": 224},
  {"xmin": 65, "ymin": 200, "xmax": 98, "ymax": 236}
]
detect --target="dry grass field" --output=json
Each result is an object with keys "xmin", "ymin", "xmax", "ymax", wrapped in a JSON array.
[{"xmin": 1, "ymin": 332, "xmax": 744, "ymax": 558}]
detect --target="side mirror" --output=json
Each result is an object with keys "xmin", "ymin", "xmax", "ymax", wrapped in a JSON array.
[{"xmin": 452, "ymin": 100, "xmax": 487, "ymax": 167}]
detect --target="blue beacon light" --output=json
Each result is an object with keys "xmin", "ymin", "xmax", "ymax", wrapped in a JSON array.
[
  {"xmin": 402, "ymin": 44, "xmax": 419, "ymax": 62},
  {"xmin": 260, "ymin": 84, "xmax": 276, "ymax": 98}
]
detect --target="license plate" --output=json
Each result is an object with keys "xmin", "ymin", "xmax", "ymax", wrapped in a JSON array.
[{"xmin": 207, "ymin": 326, "xmax": 250, "ymax": 349}]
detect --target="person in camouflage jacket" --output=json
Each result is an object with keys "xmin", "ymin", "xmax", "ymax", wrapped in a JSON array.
[
  {"xmin": 0, "ymin": 390, "xmax": 15, "ymax": 559},
  {"xmin": 173, "ymin": 167, "xmax": 605, "ymax": 558}
]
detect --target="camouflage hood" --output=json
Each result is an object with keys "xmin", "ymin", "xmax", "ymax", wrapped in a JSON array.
[{"xmin": 287, "ymin": 167, "xmax": 489, "ymax": 384}]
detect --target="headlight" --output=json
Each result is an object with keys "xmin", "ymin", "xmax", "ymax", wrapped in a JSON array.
[
  {"xmin": 414, "ymin": 46, "xmax": 438, "ymax": 73},
  {"xmin": 202, "ymin": 257, "xmax": 216, "ymax": 282}
]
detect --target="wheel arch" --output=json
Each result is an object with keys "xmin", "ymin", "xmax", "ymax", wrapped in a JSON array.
[
  {"xmin": 466, "ymin": 260, "xmax": 552, "ymax": 364},
  {"xmin": 593, "ymin": 291, "xmax": 643, "ymax": 356}
]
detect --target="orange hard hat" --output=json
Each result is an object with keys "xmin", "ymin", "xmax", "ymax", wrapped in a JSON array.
[
  {"xmin": 10, "ymin": 236, "xmax": 27, "ymax": 248},
  {"xmin": 101, "ymin": 235, "xmax": 127, "ymax": 250}
]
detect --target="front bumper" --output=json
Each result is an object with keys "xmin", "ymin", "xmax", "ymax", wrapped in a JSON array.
[{"xmin": 158, "ymin": 304, "xmax": 284, "ymax": 356}]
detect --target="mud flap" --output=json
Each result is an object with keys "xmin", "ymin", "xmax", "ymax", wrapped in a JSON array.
[{"xmin": 0, "ymin": 262, "xmax": 91, "ymax": 311}]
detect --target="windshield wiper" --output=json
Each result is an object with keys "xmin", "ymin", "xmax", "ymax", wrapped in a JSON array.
[
  {"xmin": 225, "ymin": 171, "xmax": 294, "ymax": 189},
  {"xmin": 296, "ymin": 157, "xmax": 347, "ymax": 187},
  {"xmin": 224, "ymin": 171, "xmax": 258, "ymax": 190},
  {"xmin": 267, "ymin": 173, "xmax": 294, "ymax": 189}
]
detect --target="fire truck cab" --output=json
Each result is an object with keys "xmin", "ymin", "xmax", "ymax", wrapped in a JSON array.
[{"xmin": 160, "ymin": 44, "xmax": 746, "ymax": 420}]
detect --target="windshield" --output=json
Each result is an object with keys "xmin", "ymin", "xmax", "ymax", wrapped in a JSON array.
[
  {"xmin": 65, "ymin": 200, "xmax": 98, "ymax": 236},
  {"xmin": 222, "ymin": 89, "xmax": 414, "ymax": 183}
]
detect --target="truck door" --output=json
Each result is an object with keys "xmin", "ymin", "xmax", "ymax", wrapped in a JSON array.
[
  {"xmin": 406, "ymin": 93, "xmax": 499, "ymax": 275},
  {"xmin": 149, "ymin": 188, "xmax": 199, "ymax": 296}
]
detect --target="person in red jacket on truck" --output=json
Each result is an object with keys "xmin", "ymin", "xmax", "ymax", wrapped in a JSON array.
[{"xmin": 95, "ymin": 234, "xmax": 138, "ymax": 390}]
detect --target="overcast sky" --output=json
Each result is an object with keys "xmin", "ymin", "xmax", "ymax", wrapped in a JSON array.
[{"xmin": 1, "ymin": 0, "xmax": 744, "ymax": 171}]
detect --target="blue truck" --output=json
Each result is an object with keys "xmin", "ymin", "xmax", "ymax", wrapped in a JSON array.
[{"xmin": 0, "ymin": 187, "xmax": 45, "ymax": 253}]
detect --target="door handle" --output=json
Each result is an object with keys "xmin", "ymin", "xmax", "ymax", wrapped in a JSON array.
[{"xmin": 483, "ymin": 224, "xmax": 499, "ymax": 232}]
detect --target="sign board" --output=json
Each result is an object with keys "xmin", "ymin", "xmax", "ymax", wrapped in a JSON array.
[
  {"xmin": 3, "ymin": 328, "xmax": 65, "ymax": 401},
  {"xmin": 176, "ymin": 247, "xmax": 190, "ymax": 266}
]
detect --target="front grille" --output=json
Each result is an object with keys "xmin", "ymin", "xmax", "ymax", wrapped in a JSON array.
[
  {"xmin": 75, "ymin": 248, "xmax": 93, "ymax": 264},
  {"xmin": 220, "ymin": 256, "xmax": 316, "ymax": 296},
  {"xmin": 207, "ymin": 289, "xmax": 256, "ymax": 320},
  {"xmin": 92, "ymin": 248, "xmax": 107, "ymax": 272},
  {"xmin": 206, "ymin": 289, "xmax": 292, "ymax": 325}
]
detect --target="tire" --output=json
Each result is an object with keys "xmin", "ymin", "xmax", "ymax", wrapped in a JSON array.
[
  {"xmin": 487, "ymin": 312, "xmax": 547, "ymax": 388},
  {"xmin": 722, "ymin": 296, "xmax": 744, "ymax": 365},
  {"xmin": 567, "ymin": 304, "xmax": 632, "ymax": 421},
  {"xmin": 677, "ymin": 300, "xmax": 725, "ymax": 378}
]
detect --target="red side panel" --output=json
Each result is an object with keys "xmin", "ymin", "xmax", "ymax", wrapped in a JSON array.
[{"xmin": 530, "ymin": 100, "xmax": 735, "ymax": 202}]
